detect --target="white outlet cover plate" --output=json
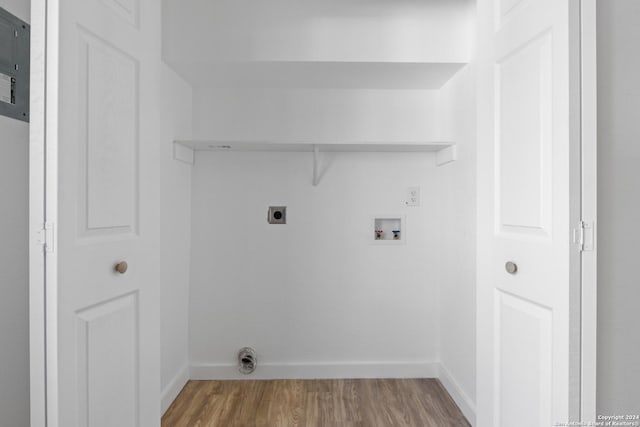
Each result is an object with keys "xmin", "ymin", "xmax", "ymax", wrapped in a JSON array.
[{"xmin": 405, "ymin": 187, "xmax": 420, "ymax": 207}]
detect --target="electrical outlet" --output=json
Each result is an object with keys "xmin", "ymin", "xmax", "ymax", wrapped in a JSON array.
[
  {"xmin": 405, "ymin": 187, "xmax": 420, "ymax": 207},
  {"xmin": 267, "ymin": 206, "xmax": 287, "ymax": 224}
]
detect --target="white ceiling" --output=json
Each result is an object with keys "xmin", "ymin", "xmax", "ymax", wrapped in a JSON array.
[{"xmin": 162, "ymin": 0, "xmax": 475, "ymax": 90}]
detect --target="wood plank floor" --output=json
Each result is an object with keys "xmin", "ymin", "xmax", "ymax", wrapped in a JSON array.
[{"xmin": 162, "ymin": 379, "xmax": 470, "ymax": 427}]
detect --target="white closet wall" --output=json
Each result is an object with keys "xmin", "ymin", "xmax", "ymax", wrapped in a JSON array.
[
  {"xmin": 189, "ymin": 150, "xmax": 441, "ymax": 379},
  {"xmin": 192, "ymin": 88, "xmax": 443, "ymax": 143},
  {"xmin": 0, "ymin": 1, "xmax": 30, "ymax": 426},
  {"xmin": 159, "ymin": 65, "xmax": 193, "ymax": 412},
  {"xmin": 435, "ymin": 65, "xmax": 477, "ymax": 423}
]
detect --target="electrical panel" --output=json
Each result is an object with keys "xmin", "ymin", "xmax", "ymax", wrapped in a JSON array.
[{"xmin": 0, "ymin": 7, "xmax": 30, "ymax": 122}]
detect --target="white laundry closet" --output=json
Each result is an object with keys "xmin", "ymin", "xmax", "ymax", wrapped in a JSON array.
[
  {"xmin": 22, "ymin": 0, "xmax": 639, "ymax": 426},
  {"xmin": 158, "ymin": 0, "xmax": 477, "ymax": 419},
  {"xmin": 161, "ymin": 1, "xmax": 476, "ymax": 417}
]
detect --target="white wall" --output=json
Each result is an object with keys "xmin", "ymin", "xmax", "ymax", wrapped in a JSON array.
[
  {"xmin": 0, "ymin": 0, "xmax": 27, "ymax": 21},
  {"xmin": 596, "ymin": 0, "xmax": 640, "ymax": 415},
  {"xmin": 163, "ymin": 0, "xmax": 475, "ymax": 65},
  {"xmin": 189, "ymin": 150, "xmax": 440, "ymax": 378},
  {"xmin": 0, "ymin": 115, "xmax": 30, "ymax": 427},
  {"xmin": 159, "ymin": 64, "xmax": 193, "ymax": 413},
  {"xmin": 436, "ymin": 65, "xmax": 477, "ymax": 424},
  {"xmin": 192, "ymin": 88, "xmax": 442, "ymax": 143},
  {"xmin": 0, "ymin": 1, "xmax": 30, "ymax": 426}
]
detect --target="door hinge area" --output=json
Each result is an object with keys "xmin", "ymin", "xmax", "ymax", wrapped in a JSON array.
[
  {"xmin": 572, "ymin": 221, "xmax": 594, "ymax": 252},
  {"xmin": 36, "ymin": 222, "xmax": 55, "ymax": 253}
]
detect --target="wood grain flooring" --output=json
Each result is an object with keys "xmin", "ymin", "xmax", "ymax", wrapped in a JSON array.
[{"xmin": 162, "ymin": 379, "xmax": 470, "ymax": 427}]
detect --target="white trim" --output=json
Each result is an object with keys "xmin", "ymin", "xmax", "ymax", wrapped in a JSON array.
[
  {"xmin": 161, "ymin": 364, "xmax": 190, "ymax": 415},
  {"xmin": 44, "ymin": 0, "xmax": 61, "ymax": 426},
  {"xmin": 190, "ymin": 361, "xmax": 439, "ymax": 381},
  {"xmin": 570, "ymin": 0, "xmax": 585, "ymax": 418},
  {"xmin": 438, "ymin": 364, "xmax": 476, "ymax": 426},
  {"xmin": 29, "ymin": 0, "xmax": 47, "ymax": 425},
  {"xmin": 579, "ymin": 0, "xmax": 598, "ymax": 421}
]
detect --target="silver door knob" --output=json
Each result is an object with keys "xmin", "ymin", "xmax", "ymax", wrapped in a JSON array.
[
  {"xmin": 114, "ymin": 261, "xmax": 128, "ymax": 274},
  {"xmin": 505, "ymin": 261, "xmax": 518, "ymax": 275}
]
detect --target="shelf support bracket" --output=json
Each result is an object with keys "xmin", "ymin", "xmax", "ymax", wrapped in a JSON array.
[
  {"xmin": 312, "ymin": 144, "xmax": 320, "ymax": 186},
  {"xmin": 435, "ymin": 145, "xmax": 457, "ymax": 167}
]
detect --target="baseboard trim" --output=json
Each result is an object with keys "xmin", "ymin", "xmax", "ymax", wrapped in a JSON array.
[
  {"xmin": 437, "ymin": 363, "xmax": 476, "ymax": 426},
  {"xmin": 161, "ymin": 364, "xmax": 190, "ymax": 415},
  {"xmin": 190, "ymin": 361, "xmax": 439, "ymax": 381}
]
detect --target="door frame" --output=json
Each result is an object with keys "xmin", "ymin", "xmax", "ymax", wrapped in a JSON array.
[
  {"xmin": 28, "ymin": 0, "xmax": 46, "ymax": 425},
  {"xmin": 579, "ymin": 0, "xmax": 598, "ymax": 420},
  {"xmin": 29, "ymin": 0, "xmax": 58, "ymax": 425},
  {"xmin": 27, "ymin": 0, "xmax": 599, "ymax": 426}
]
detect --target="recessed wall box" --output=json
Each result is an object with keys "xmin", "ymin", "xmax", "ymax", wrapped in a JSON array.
[
  {"xmin": 268, "ymin": 206, "xmax": 287, "ymax": 224},
  {"xmin": 372, "ymin": 216, "xmax": 405, "ymax": 245},
  {"xmin": 0, "ymin": 7, "xmax": 30, "ymax": 122}
]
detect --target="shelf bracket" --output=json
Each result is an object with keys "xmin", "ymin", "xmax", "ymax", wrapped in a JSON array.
[
  {"xmin": 173, "ymin": 142, "xmax": 195, "ymax": 165},
  {"xmin": 312, "ymin": 144, "xmax": 320, "ymax": 186},
  {"xmin": 435, "ymin": 145, "xmax": 457, "ymax": 166}
]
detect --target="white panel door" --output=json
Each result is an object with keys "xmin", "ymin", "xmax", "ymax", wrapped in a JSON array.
[
  {"xmin": 39, "ymin": 0, "xmax": 162, "ymax": 425},
  {"xmin": 477, "ymin": 0, "xmax": 581, "ymax": 425}
]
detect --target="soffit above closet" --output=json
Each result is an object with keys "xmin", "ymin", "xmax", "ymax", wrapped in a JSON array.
[
  {"xmin": 162, "ymin": 0, "xmax": 475, "ymax": 89},
  {"xmin": 167, "ymin": 61, "xmax": 465, "ymax": 90}
]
